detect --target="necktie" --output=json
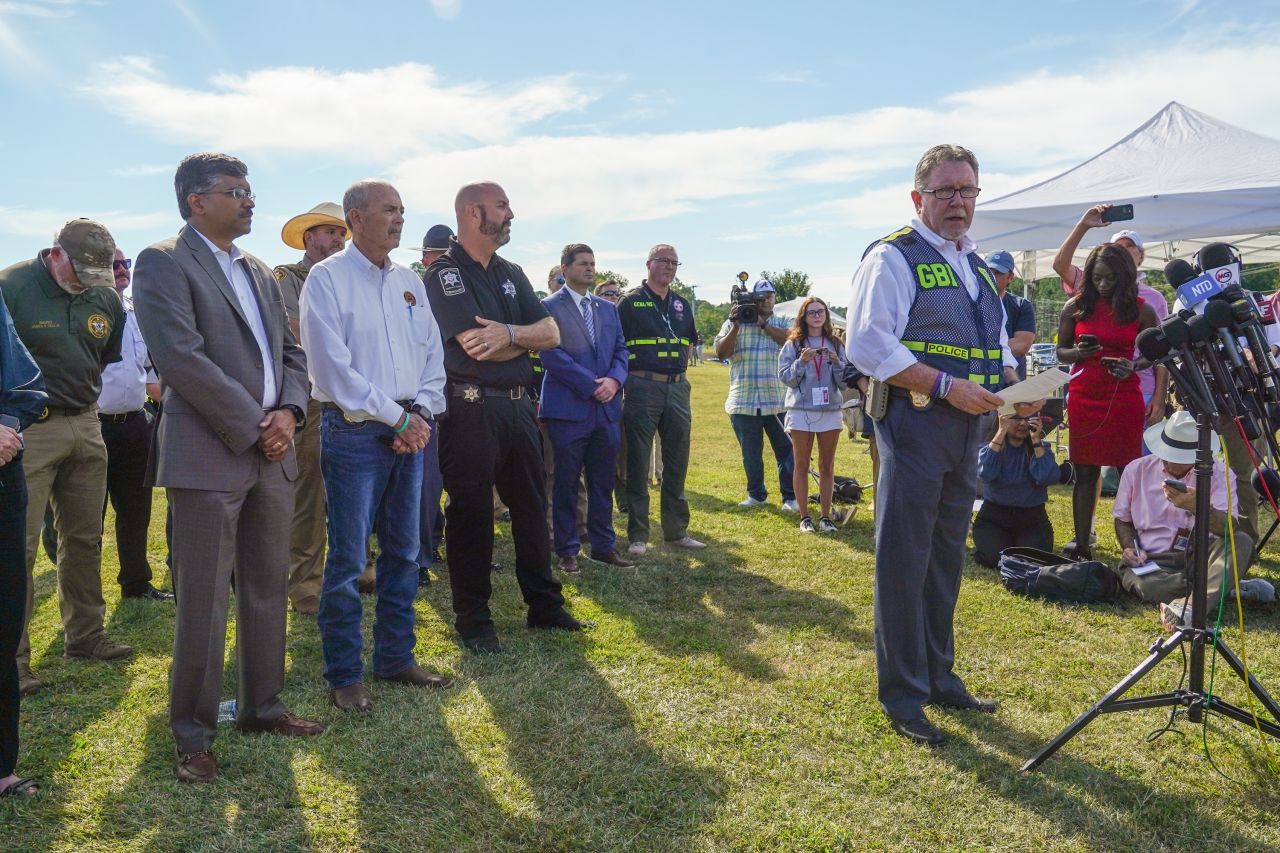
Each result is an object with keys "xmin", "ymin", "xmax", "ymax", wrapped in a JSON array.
[{"xmin": 581, "ymin": 295, "xmax": 595, "ymax": 345}]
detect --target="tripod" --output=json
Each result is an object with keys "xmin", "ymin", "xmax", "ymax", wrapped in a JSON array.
[{"xmin": 1024, "ymin": 410, "xmax": 1280, "ymax": 771}]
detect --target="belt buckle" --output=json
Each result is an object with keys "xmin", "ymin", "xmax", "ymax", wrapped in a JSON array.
[
  {"xmin": 909, "ymin": 391, "xmax": 933, "ymax": 411},
  {"xmin": 508, "ymin": 387, "xmax": 522, "ymax": 399}
]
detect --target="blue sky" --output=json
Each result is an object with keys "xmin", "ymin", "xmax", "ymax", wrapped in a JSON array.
[{"xmin": 1, "ymin": 0, "xmax": 1278, "ymax": 303}]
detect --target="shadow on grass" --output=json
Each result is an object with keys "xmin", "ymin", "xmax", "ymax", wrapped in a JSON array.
[
  {"xmin": 581, "ymin": 522, "xmax": 868, "ymax": 682},
  {"xmin": 419, "ymin": 572, "xmax": 727, "ymax": 850},
  {"xmin": 937, "ymin": 709, "xmax": 1279, "ymax": 849}
]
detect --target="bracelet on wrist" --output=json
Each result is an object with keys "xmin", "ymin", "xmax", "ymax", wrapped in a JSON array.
[
  {"xmin": 506, "ymin": 324, "xmax": 516, "ymax": 345},
  {"xmin": 394, "ymin": 412, "xmax": 411, "ymax": 434}
]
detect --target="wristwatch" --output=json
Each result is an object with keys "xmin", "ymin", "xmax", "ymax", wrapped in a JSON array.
[
  {"xmin": 410, "ymin": 403, "xmax": 430, "ymax": 420},
  {"xmin": 279, "ymin": 404, "xmax": 305, "ymax": 428}
]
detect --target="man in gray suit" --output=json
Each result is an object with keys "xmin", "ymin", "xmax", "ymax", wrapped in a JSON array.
[{"xmin": 133, "ymin": 152, "xmax": 324, "ymax": 783}]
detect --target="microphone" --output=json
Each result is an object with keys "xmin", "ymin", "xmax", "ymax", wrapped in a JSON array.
[
  {"xmin": 1188, "ymin": 313, "xmax": 1261, "ymax": 438},
  {"xmin": 1150, "ymin": 318, "xmax": 1215, "ymax": 415},
  {"xmin": 1164, "ymin": 258, "xmax": 1197, "ymax": 288},
  {"xmin": 1196, "ymin": 241, "xmax": 1244, "ymax": 300},
  {"xmin": 1204, "ymin": 300, "xmax": 1246, "ymax": 371},
  {"xmin": 1231, "ymin": 298, "xmax": 1280, "ymax": 403}
]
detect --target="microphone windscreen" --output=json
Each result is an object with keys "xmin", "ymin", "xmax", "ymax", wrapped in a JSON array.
[
  {"xmin": 1164, "ymin": 258, "xmax": 1197, "ymax": 287},
  {"xmin": 1198, "ymin": 242, "xmax": 1237, "ymax": 272},
  {"xmin": 1136, "ymin": 327, "xmax": 1171, "ymax": 360},
  {"xmin": 1203, "ymin": 299, "xmax": 1235, "ymax": 330},
  {"xmin": 1230, "ymin": 299, "xmax": 1260, "ymax": 325},
  {"xmin": 1252, "ymin": 466, "xmax": 1280, "ymax": 500},
  {"xmin": 1187, "ymin": 314, "xmax": 1216, "ymax": 343},
  {"xmin": 1163, "ymin": 317, "xmax": 1190, "ymax": 347}
]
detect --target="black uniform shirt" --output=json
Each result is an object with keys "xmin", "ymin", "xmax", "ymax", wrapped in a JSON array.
[
  {"xmin": 424, "ymin": 239, "xmax": 549, "ymax": 389},
  {"xmin": 617, "ymin": 281, "xmax": 696, "ymax": 374}
]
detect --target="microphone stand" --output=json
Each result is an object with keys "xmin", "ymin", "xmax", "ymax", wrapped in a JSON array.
[{"xmin": 1024, "ymin": 407, "xmax": 1280, "ymax": 771}]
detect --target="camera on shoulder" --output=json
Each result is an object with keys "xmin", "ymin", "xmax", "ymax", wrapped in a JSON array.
[{"xmin": 730, "ymin": 271, "xmax": 767, "ymax": 325}]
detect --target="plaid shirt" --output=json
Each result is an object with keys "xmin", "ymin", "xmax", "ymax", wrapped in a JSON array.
[{"xmin": 714, "ymin": 315, "xmax": 790, "ymax": 415}]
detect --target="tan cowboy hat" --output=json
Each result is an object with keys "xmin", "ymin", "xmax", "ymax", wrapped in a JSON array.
[{"xmin": 280, "ymin": 202, "xmax": 347, "ymax": 250}]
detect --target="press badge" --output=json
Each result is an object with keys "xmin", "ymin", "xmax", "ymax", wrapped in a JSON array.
[
  {"xmin": 812, "ymin": 387, "xmax": 830, "ymax": 406},
  {"xmin": 1173, "ymin": 534, "xmax": 1190, "ymax": 552}
]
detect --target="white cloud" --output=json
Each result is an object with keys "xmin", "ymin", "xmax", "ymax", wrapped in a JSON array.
[
  {"xmin": 0, "ymin": 206, "xmax": 172, "ymax": 240},
  {"xmin": 429, "ymin": 0, "xmax": 460, "ymax": 20},
  {"xmin": 88, "ymin": 58, "xmax": 596, "ymax": 160}
]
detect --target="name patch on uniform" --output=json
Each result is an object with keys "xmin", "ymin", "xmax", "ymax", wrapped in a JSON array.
[
  {"xmin": 502, "ymin": 279, "xmax": 517, "ymax": 298},
  {"xmin": 439, "ymin": 268, "xmax": 465, "ymax": 296},
  {"xmin": 403, "ymin": 291, "xmax": 417, "ymax": 306},
  {"xmin": 87, "ymin": 314, "xmax": 110, "ymax": 339}
]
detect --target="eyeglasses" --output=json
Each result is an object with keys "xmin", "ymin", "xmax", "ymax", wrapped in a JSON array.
[
  {"xmin": 919, "ymin": 186, "xmax": 981, "ymax": 200},
  {"xmin": 598, "ymin": 291, "xmax": 621, "ymax": 299},
  {"xmin": 113, "ymin": 259, "xmax": 132, "ymax": 271},
  {"xmin": 650, "ymin": 258, "xmax": 681, "ymax": 268},
  {"xmin": 805, "ymin": 308, "xmax": 827, "ymax": 317},
  {"xmin": 204, "ymin": 188, "xmax": 256, "ymax": 202}
]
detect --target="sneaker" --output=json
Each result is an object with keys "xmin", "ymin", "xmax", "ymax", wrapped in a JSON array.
[
  {"xmin": 780, "ymin": 499, "xmax": 800, "ymax": 513},
  {"xmin": 627, "ymin": 541, "xmax": 648, "ymax": 556},
  {"xmin": 667, "ymin": 536, "xmax": 706, "ymax": 550},
  {"xmin": 799, "ymin": 516, "xmax": 816, "ymax": 533},
  {"xmin": 738, "ymin": 496, "xmax": 767, "ymax": 508},
  {"xmin": 1160, "ymin": 601, "xmax": 1190, "ymax": 632},
  {"xmin": 64, "ymin": 636, "xmax": 134, "ymax": 661},
  {"xmin": 1235, "ymin": 578, "xmax": 1277, "ymax": 604},
  {"xmin": 817, "ymin": 517, "xmax": 838, "ymax": 534}
]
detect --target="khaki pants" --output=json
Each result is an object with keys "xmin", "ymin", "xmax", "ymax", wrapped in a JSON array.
[
  {"xmin": 1116, "ymin": 529, "xmax": 1254, "ymax": 616},
  {"xmin": 17, "ymin": 409, "xmax": 109, "ymax": 666},
  {"xmin": 288, "ymin": 399, "xmax": 326, "ymax": 610},
  {"xmin": 1219, "ymin": 424, "xmax": 1260, "ymax": 552}
]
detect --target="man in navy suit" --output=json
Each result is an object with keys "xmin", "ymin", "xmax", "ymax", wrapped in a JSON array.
[{"xmin": 539, "ymin": 244, "xmax": 633, "ymax": 572}]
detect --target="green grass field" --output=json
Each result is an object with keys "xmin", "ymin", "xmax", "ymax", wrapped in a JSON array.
[{"xmin": 4, "ymin": 360, "xmax": 1279, "ymax": 851}]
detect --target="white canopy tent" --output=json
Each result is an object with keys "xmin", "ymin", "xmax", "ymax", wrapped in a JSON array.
[
  {"xmin": 772, "ymin": 297, "xmax": 846, "ymax": 329},
  {"xmin": 969, "ymin": 102, "xmax": 1280, "ymax": 284}
]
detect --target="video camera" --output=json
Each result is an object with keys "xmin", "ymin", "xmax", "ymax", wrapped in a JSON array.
[{"xmin": 730, "ymin": 271, "xmax": 766, "ymax": 325}]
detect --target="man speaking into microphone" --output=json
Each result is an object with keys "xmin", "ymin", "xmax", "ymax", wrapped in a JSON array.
[{"xmin": 846, "ymin": 144, "xmax": 1017, "ymax": 746}]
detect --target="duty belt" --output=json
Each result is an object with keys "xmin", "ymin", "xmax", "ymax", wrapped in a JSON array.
[
  {"xmin": 889, "ymin": 386, "xmax": 955, "ymax": 413},
  {"xmin": 450, "ymin": 384, "xmax": 525, "ymax": 403},
  {"xmin": 99, "ymin": 409, "xmax": 144, "ymax": 424},
  {"xmin": 629, "ymin": 370, "xmax": 685, "ymax": 384}
]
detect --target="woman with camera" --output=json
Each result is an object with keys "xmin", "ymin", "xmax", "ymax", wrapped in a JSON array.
[
  {"xmin": 971, "ymin": 401, "xmax": 1060, "ymax": 567},
  {"xmin": 1056, "ymin": 243, "xmax": 1161, "ymax": 560},
  {"xmin": 779, "ymin": 296, "xmax": 847, "ymax": 533}
]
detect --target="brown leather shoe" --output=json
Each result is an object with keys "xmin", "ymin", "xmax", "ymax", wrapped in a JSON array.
[
  {"xmin": 238, "ymin": 711, "xmax": 325, "ymax": 737},
  {"xmin": 18, "ymin": 664, "xmax": 41, "ymax": 697},
  {"xmin": 375, "ymin": 663, "xmax": 455, "ymax": 690},
  {"xmin": 557, "ymin": 554, "xmax": 580, "ymax": 574},
  {"xmin": 330, "ymin": 682, "xmax": 373, "ymax": 712},
  {"xmin": 176, "ymin": 750, "xmax": 220, "ymax": 783},
  {"xmin": 292, "ymin": 598, "xmax": 319, "ymax": 616},
  {"xmin": 590, "ymin": 549, "xmax": 636, "ymax": 568},
  {"xmin": 64, "ymin": 636, "xmax": 134, "ymax": 661}
]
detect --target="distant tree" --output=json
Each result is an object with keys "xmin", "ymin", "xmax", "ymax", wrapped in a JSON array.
[
  {"xmin": 595, "ymin": 270, "xmax": 631, "ymax": 290},
  {"xmin": 759, "ymin": 268, "xmax": 812, "ymax": 303},
  {"xmin": 410, "ymin": 261, "xmax": 426, "ymax": 277},
  {"xmin": 696, "ymin": 302, "xmax": 730, "ymax": 348}
]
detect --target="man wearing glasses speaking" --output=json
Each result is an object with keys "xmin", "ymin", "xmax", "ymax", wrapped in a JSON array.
[{"xmin": 846, "ymin": 145, "xmax": 1016, "ymax": 746}]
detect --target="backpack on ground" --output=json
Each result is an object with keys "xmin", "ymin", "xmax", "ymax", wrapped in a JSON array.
[{"xmin": 998, "ymin": 546, "xmax": 1121, "ymax": 603}]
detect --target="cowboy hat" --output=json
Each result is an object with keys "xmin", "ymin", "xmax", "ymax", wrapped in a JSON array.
[{"xmin": 281, "ymin": 202, "xmax": 347, "ymax": 250}]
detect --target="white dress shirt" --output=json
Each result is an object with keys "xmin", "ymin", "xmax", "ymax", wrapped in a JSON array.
[
  {"xmin": 846, "ymin": 217, "xmax": 1015, "ymax": 382},
  {"xmin": 97, "ymin": 304, "xmax": 156, "ymax": 414},
  {"xmin": 192, "ymin": 227, "xmax": 278, "ymax": 407},
  {"xmin": 300, "ymin": 242, "xmax": 446, "ymax": 426}
]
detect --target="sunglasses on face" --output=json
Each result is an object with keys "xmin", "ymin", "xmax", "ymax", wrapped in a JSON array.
[
  {"xmin": 599, "ymin": 291, "xmax": 621, "ymax": 298},
  {"xmin": 113, "ymin": 259, "xmax": 132, "ymax": 271}
]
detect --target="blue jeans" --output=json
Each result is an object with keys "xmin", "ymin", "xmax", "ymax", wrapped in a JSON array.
[
  {"xmin": 318, "ymin": 410, "xmax": 423, "ymax": 689},
  {"xmin": 729, "ymin": 411, "xmax": 795, "ymax": 502}
]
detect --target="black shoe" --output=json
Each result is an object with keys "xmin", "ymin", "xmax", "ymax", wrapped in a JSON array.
[
  {"xmin": 490, "ymin": 561, "xmax": 503, "ymax": 573},
  {"xmin": 123, "ymin": 584, "xmax": 174, "ymax": 602},
  {"xmin": 931, "ymin": 695, "xmax": 999, "ymax": 714},
  {"xmin": 463, "ymin": 635, "xmax": 505, "ymax": 654},
  {"xmin": 527, "ymin": 610, "xmax": 595, "ymax": 631},
  {"xmin": 417, "ymin": 567, "xmax": 431, "ymax": 588},
  {"xmin": 889, "ymin": 715, "xmax": 945, "ymax": 746}
]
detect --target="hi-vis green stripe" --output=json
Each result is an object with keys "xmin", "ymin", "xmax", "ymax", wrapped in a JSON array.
[{"xmin": 902, "ymin": 340, "xmax": 1001, "ymax": 360}]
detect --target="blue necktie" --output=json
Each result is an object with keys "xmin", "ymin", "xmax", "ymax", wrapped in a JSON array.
[{"xmin": 581, "ymin": 295, "xmax": 595, "ymax": 346}]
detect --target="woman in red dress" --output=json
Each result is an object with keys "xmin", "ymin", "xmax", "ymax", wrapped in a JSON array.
[{"xmin": 1057, "ymin": 244, "xmax": 1161, "ymax": 560}]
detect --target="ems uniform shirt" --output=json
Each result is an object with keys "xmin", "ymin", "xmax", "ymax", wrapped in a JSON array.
[
  {"xmin": 617, "ymin": 284, "xmax": 697, "ymax": 375},
  {"xmin": 423, "ymin": 241, "xmax": 548, "ymax": 390},
  {"xmin": 0, "ymin": 252, "xmax": 124, "ymax": 408}
]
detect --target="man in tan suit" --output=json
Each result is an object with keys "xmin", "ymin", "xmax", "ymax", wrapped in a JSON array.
[
  {"xmin": 274, "ymin": 202, "xmax": 347, "ymax": 615},
  {"xmin": 133, "ymin": 152, "xmax": 324, "ymax": 783}
]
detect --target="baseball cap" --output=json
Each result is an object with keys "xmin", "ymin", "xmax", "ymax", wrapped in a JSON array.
[
  {"xmin": 56, "ymin": 218, "xmax": 117, "ymax": 288},
  {"xmin": 1111, "ymin": 229, "xmax": 1144, "ymax": 250},
  {"xmin": 984, "ymin": 250, "xmax": 1016, "ymax": 275},
  {"xmin": 753, "ymin": 279, "xmax": 776, "ymax": 294},
  {"xmin": 408, "ymin": 224, "xmax": 454, "ymax": 253}
]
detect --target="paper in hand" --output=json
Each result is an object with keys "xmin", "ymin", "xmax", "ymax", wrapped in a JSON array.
[{"xmin": 997, "ymin": 368, "xmax": 1080, "ymax": 414}]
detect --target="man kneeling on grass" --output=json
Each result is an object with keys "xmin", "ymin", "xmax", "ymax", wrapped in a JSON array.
[{"xmin": 1113, "ymin": 411, "xmax": 1274, "ymax": 631}]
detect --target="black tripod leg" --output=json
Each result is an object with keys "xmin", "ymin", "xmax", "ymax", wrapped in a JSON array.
[
  {"xmin": 1209, "ymin": 637, "xmax": 1280, "ymax": 724},
  {"xmin": 1255, "ymin": 517, "xmax": 1278, "ymax": 553},
  {"xmin": 1022, "ymin": 631, "xmax": 1188, "ymax": 772}
]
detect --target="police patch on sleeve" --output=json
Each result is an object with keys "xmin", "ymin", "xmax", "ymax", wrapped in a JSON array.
[
  {"xmin": 438, "ymin": 268, "xmax": 464, "ymax": 296},
  {"xmin": 87, "ymin": 314, "xmax": 110, "ymax": 339}
]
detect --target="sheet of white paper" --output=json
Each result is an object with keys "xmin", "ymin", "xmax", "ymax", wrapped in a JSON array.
[
  {"xmin": 997, "ymin": 368, "xmax": 1080, "ymax": 413},
  {"xmin": 1130, "ymin": 561, "xmax": 1162, "ymax": 577}
]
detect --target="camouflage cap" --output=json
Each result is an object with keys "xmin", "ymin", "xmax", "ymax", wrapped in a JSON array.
[{"xmin": 56, "ymin": 218, "xmax": 117, "ymax": 289}]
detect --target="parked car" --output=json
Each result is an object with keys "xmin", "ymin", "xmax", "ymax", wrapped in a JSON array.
[{"xmin": 1029, "ymin": 342, "xmax": 1058, "ymax": 374}]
